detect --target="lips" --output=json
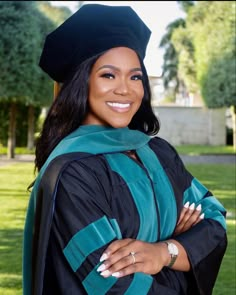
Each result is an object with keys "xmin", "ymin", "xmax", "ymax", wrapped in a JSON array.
[{"xmin": 106, "ymin": 101, "xmax": 132, "ymax": 112}]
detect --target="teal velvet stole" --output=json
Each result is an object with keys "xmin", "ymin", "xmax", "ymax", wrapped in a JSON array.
[{"xmin": 23, "ymin": 125, "xmax": 150, "ymax": 295}]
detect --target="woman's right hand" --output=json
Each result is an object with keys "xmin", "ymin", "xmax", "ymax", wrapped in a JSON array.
[{"xmin": 174, "ymin": 202, "xmax": 204, "ymax": 236}]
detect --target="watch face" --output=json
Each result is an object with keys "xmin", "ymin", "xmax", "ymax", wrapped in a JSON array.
[{"xmin": 168, "ymin": 243, "xmax": 179, "ymax": 255}]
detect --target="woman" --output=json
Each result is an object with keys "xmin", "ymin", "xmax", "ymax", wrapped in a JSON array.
[{"xmin": 23, "ymin": 4, "xmax": 227, "ymax": 295}]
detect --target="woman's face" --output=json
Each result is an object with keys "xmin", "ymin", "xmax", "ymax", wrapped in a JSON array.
[{"xmin": 83, "ymin": 47, "xmax": 144, "ymax": 128}]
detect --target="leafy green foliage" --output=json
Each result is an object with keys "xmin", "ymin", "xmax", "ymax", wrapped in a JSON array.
[
  {"xmin": 28, "ymin": 9, "xmax": 54, "ymax": 107},
  {"xmin": 0, "ymin": 1, "xmax": 73, "ymax": 151},
  {"xmin": 193, "ymin": 2, "xmax": 235, "ymax": 108},
  {"xmin": 180, "ymin": 1, "xmax": 236, "ymax": 108},
  {"xmin": 159, "ymin": 1, "xmax": 196, "ymax": 95},
  {"xmin": 169, "ymin": 1, "xmax": 236, "ymax": 148},
  {"xmin": 0, "ymin": 1, "xmax": 71, "ymax": 107},
  {"xmin": 177, "ymin": 1, "xmax": 195, "ymax": 14},
  {"xmin": 164, "ymin": 1, "xmax": 236, "ymax": 109},
  {"xmin": 172, "ymin": 26, "xmax": 198, "ymax": 93},
  {"xmin": 159, "ymin": 18, "xmax": 186, "ymax": 92},
  {"xmin": 0, "ymin": 1, "xmax": 40, "ymax": 103},
  {"xmin": 37, "ymin": 1, "xmax": 72, "ymax": 26},
  {"xmin": 32, "ymin": 2, "xmax": 72, "ymax": 106}
]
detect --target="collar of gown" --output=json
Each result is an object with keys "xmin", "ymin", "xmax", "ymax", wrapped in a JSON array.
[{"xmin": 39, "ymin": 124, "xmax": 150, "ymax": 178}]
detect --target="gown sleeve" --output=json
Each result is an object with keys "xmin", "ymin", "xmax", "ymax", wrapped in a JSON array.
[
  {"xmin": 151, "ymin": 138, "xmax": 227, "ymax": 295},
  {"xmin": 43, "ymin": 159, "xmax": 123, "ymax": 294}
]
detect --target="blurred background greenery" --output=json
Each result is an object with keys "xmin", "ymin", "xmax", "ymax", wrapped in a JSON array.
[
  {"xmin": 0, "ymin": 1, "xmax": 235, "ymax": 158},
  {"xmin": 0, "ymin": 1, "xmax": 235, "ymax": 294}
]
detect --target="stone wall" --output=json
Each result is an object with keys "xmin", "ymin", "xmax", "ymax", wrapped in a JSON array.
[{"xmin": 153, "ymin": 106, "xmax": 226, "ymax": 146}]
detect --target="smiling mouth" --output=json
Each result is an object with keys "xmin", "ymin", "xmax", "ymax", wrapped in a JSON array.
[
  {"xmin": 106, "ymin": 102, "xmax": 132, "ymax": 113},
  {"xmin": 107, "ymin": 102, "xmax": 131, "ymax": 108}
]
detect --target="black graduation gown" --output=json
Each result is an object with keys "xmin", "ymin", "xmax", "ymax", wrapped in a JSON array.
[{"xmin": 28, "ymin": 136, "xmax": 227, "ymax": 295}]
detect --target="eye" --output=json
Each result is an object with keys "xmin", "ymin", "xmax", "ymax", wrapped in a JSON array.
[
  {"xmin": 131, "ymin": 74, "xmax": 143, "ymax": 81},
  {"xmin": 101, "ymin": 73, "xmax": 115, "ymax": 79}
]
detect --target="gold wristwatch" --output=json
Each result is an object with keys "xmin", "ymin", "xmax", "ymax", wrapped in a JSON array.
[{"xmin": 164, "ymin": 241, "xmax": 179, "ymax": 268}]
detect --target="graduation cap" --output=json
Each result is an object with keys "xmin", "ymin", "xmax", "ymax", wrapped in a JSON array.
[{"xmin": 39, "ymin": 4, "xmax": 151, "ymax": 83}]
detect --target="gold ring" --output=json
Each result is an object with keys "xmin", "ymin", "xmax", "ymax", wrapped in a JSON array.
[{"xmin": 130, "ymin": 251, "xmax": 136, "ymax": 264}]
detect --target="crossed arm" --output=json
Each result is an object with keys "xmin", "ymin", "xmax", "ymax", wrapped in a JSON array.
[
  {"xmin": 96, "ymin": 203, "xmax": 203, "ymax": 278},
  {"xmin": 50, "ymin": 159, "xmax": 226, "ymax": 294}
]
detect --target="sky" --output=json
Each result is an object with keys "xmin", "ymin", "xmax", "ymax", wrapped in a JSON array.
[{"xmin": 50, "ymin": 1, "xmax": 186, "ymax": 76}]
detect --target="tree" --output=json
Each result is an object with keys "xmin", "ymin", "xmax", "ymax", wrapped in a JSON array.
[
  {"xmin": 159, "ymin": 1, "xmax": 195, "ymax": 100},
  {"xmin": 187, "ymin": 1, "xmax": 236, "ymax": 149},
  {"xmin": 159, "ymin": 18, "xmax": 186, "ymax": 98},
  {"xmin": 25, "ymin": 2, "xmax": 72, "ymax": 150},
  {"xmin": 0, "ymin": 1, "xmax": 72, "ymax": 155},
  {"xmin": 177, "ymin": 0, "xmax": 194, "ymax": 14},
  {"xmin": 171, "ymin": 25, "xmax": 198, "ymax": 94},
  {"xmin": 36, "ymin": 1, "xmax": 72, "ymax": 26},
  {"xmin": 0, "ymin": 1, "xmax": 42, "ymax": 158},
  {"xmin": 163, "ymin": 1, "xmax": 236, "ymax": 148}
]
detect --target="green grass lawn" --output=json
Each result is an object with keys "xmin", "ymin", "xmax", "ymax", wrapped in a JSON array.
[
  {"xmin": 186, "ymin": 164, "xmax": 236, "ymax": 295},
  {"xmin": 0, "ymin": 145, "xmax": 235, "ymax": 156},
  {"xmin": 0, "ymin": 147, "xmax": 35, "ymax": 155},
  {"xmin": 176, "ymin": 144, "xmax": 235, "ymax": 155},
  {"xmin": 0, "ymin": 162, "xmax": 235, "ymax": 294},
  {"xmin": 0, "ymin": 163, "xmax": 35, "ymax": 295}
]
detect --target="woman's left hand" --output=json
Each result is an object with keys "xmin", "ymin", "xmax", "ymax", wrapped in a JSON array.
[
  {"xmin": 174, "ymin": 202, "xmax": 204, "ymax": 236},
  {"xmin": 97, "ymin": 238, "xmax": 167, "ymax": 278}
]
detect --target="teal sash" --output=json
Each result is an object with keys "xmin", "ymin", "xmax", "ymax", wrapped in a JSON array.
[{"xmin": 23, "ymin": 125, "xmax": 150, "ymax": 295}]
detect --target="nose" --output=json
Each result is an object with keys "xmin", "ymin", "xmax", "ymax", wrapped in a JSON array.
[{"xmin": 114, "ymin": 78, "xmax": 130, "ymax": 96}]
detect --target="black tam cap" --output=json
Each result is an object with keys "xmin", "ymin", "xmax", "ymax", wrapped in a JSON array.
[{"xmin": 39, "ymin": 4, "xmax": 151, "ymax": 82}]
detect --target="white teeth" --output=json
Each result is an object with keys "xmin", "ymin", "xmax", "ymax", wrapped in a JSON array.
[{"xmin": 107, "ymin": 102, "xmax": 130, "ymax": 108}]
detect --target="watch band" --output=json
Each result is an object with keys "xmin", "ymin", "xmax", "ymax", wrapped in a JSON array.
[{"xmin": 164, "ymin": 241, "xmax": 178, "ymax": 268}]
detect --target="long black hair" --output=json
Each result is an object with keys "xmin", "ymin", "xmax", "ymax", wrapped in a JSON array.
[
  {"xmin": 35, "ymin": 51, "xmax": 160, "ymax": 171},
  {"xmin": 130, "ymin": 56, "xmax": 160, "ymax": 135}
]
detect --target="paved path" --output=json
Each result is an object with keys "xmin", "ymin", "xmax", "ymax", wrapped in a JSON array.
[
  {"xmin": 0, "ymin": 154, "xmax": 235, "ymax": 167},
  {"xmin": 180, "ymin": 154, "xmax": 236, "ymax": 165},
  {"xmin": 0, "ymin": 154, "xmax": 35, "ymax": 167}
]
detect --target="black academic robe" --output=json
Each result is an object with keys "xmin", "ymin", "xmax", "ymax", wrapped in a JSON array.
[{"xmin": 28, "ymin": 136, "xmax": 227, "ymax": 295}]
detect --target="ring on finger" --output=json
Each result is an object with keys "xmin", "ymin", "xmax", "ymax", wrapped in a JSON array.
[{"xmin": 130, "ymin": 251, "xmax": 136, "ymax": 264}]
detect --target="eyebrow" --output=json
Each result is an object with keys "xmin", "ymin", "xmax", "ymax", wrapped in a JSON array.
[{"xmin": 96, "ymin": 65, "xmax": 142, "ymax": 73}]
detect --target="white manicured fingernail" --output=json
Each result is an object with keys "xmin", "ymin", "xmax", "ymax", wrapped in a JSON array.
[
  {"xmin": 200, "ymin": 213, "xmax": 205, "ymax": 219},
  {"xmin": 112, "ymin": 272, "xmax": 121, "ymax": 277},
  {"xmin": 100, "ymin": 253, "xmax": 108, "ymax": 262},
  {"xmin": 97, "ymin": 264, "xmax": 106, "ymax": 272},
  {"xmin": 196, "ymin": 204, "xmax": 202, "ymax": 211},
  {"xmin": 100, "ymin": 270, "xmax": 111, "ymax": 277},
  {"xmin": 184, "ymin": 201, "xmax": 190, "ymax": 208},
  {"xmin": 189, "ymin": 203, "xmax": 195, "ymax": 210}
]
